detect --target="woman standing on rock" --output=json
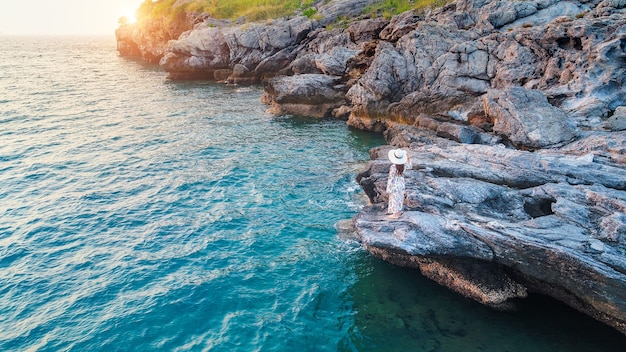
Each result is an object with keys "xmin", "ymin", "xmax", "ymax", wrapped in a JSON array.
[{"xmin": 386, "ymin": 148, "xmax": 412, "ymax": 218}]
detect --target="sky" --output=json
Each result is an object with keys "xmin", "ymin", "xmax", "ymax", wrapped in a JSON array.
[{"xmin": 0, "ymin": 0, "xmax": 144, "ymax": 36}]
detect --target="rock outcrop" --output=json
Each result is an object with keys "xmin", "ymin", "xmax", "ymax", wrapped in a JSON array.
[
  {"xmin": 116, "ymin": 10, "xmax": 199, "ymax": 63},
  {"xmin": 341, "ymin": 2, "xmax": 625, "ymax": 335},
  {"xmin": 262, "ymin": 74, "xmax": 347, "ymax": 117},
  {"xmin": 355, "ymin": 126, "xmax": 626, "ymax": 334},
  {"xmin": 117, "ymin": 1, "xmax": 624, "ymax": 131},
  {"xmin": 115, "ymin": 0, "xmax": 626, "ymax": 335},
  {"xmin": 345, "ymin": 0, "xmax": 626, "ymax": 136},
  {"xmin": 120, "ymin": 0, "xmax": 381, "ymax": 81}
]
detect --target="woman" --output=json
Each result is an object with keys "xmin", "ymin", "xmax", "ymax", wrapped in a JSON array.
[{"xmin": 386, "ymin": 148, "xmax": 412, "ymax": 218}]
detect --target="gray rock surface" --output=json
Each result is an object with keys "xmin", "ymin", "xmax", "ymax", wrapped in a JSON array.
[
  {"xmin": 606, "ymin": 106, "xmax": 626, "ymax": 131},
  {"xmin": 155, "ymin": 0, "xmax": 380, "ymax": 80},
  {"xmin": 355, "ymin": 126, "xmax": 626, "ymax": 334},
  {"xmin": 483, "ymin": 87, "xmax": 577, "ymax": 148},
  {"xmin": 347, "ymin": 0, "xmax": 626, "ymax": 134},
  {"xmin": 262, "ymin": 74, "xmax": 346, "ymax": 117},
  {"xmin": 160, "ymin": 16, "xmax": 315, "ymax": 80}
]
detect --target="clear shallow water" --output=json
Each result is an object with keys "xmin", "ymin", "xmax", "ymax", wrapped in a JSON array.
[{"xmin": 0, "ymin": 36, "xmax": 624, "ymax": 351}]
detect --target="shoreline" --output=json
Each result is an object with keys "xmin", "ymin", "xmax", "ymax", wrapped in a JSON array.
[{"xmin": 114, "ymin": 0, "xmax": 626, "ymax": 335}]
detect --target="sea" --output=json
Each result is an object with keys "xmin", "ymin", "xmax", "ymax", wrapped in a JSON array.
[{"xmin": 1, "ymin": 36, "xmax": 624, "ymax": 352}]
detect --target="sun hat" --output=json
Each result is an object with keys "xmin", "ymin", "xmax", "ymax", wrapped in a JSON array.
[{"xmin": 388, "ymin": 149, "xmax": 407, "ymax": 165}]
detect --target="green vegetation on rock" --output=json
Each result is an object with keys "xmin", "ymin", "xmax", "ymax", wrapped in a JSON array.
[
  {"xmin": 365, "ymin": 0, "xmax": 452, "ymax": 19},
  {"xmin": 135, "ymin": 0, "xmax": 317, "ymax": 23},
  {"xmin": 134, "ymin": 0, "xmax": 450, "ymax": 24}
]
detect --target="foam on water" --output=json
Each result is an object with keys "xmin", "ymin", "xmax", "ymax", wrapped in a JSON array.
[{"xmin": 0, "ymin": 36, "xmax": 624, "ymax": 351}]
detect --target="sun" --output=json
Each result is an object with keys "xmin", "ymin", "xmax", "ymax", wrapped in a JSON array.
[{"xmin": 118, "ymin": 8, "xmax": 137, "ymax": 25}]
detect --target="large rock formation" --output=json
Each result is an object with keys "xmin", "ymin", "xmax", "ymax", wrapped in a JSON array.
[
  {"xmin": 121, "ymin": 0, "xmax": 381, "ymax": 80},
  {"xmin": 345, "ymin": 0, "xmax": 626, "ymax": 137},
  {"xmin": 117, "ymin": 0, "xmax": 624, "ymax": 134},
  {"xmin": 115, "ymin": 9, "xmax": 199, "ymax": 63},
  {"xmin": 115, "ymin": 0, "xmax": 626, "ymax": 335},
  {"xmin": 355, "ymin": 126, "xmax": 626, "ymax": 334},
  {"xmin": 341, "ymin": 2, "xmax": 625, "ymax": 335}
]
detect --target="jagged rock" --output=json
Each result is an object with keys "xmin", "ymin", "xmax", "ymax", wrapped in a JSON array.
[
  {"xmin": 315, "ymin": 47, "xmax": 361, "ymax": 75},
  {"xmin": 501, "ymin": 1, "xmax": 589, "ymax": 29},
  {"xmin": 115, "ymin": 25, "xmax": 141, "ymax": 57},
  {"xmin": 355, "ymin": 126, "xmax": 626, "ymax": 334},
  {"xmin": 224, "ymin": 16, "xmax": 314, "ymax": 69},
  {"xmin": 477, "ymin": 0, "xmax": 541, "ymax": 29},
  {"xmin": 379, "ymin": 10, "xmax": 422, "ymax": 42},
  {"xmin": 132, "ymin": 11, "xmax": 194, "ymax": 63},
  {"xmin": 291, "ymin": 54, "xmax": 322, "ymax": 74},
  {"xmin": 347, "ymin": 0, "xmax": 626, "ymax": 133},
  {"xmin": 291, "ymin": 45, "xmax": 361, "ymax": 76},
  {"xmin": 345, "ymin": 18, "xmax": 389, "ymax": 43},
  {"xmin": 150, "ymin": 0, "xmax": 381, "ymax": 80},
  {"xmin": 158, "ymin": 16, "xmax": 315, "ymax": 79},
  {"xmin": 262, "ymin": 74, "xmax": 346, "ymax": 117},
  {"xmin": 254, "ymin": 48, "xmax": 298, "ymax": 79},
  {"xmin": 606, "ymin": 106, "xmax": 626, "ymax": 131},
  {"xmin": 160, "ymin": 26, "xmax": 231, "ymax": 79},
  {"xmin": 595, "ymin": 0, "xmax": 626, "ymax": 16},
  {"xmin": 316, "ymin": 0, "xmax": 381, "ymax": 26},
  {"xmin": 345, "ymin": 41, "xmax": 409, "ymax": 117},
  {"xmin": 483, "ymin": 87, "xmax": 577, "ymax": 148}
]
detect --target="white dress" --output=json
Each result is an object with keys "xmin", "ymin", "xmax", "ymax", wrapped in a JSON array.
[{"xmin": 386, "ymin": 159, "xmax": 412, "ymax": 214}]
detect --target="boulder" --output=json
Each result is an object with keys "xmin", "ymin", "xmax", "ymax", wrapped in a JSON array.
[
  {"xmin": 345, "ymin": 18, "xmax": 389, "ymax": 43},
  {"xmin": 316, "ymin": 0, "xmax": 382, "ymax": 27},
  {"xmin": 483, "ymin": 87, "xmax": 577, "ymax": 148},
  {"xmin": 115, "ymin": 25, "xmax": 141, "ymax": 57},
  {"xmin": 379, "ymin": 10, "xmax": 423, "ymax": 42},
  {"xmin": 606, "ymin": 106, "xmax": 626, "ymax": 131},
  {"xmin": 262, "ymin": 74, "xmax": 347, "ymax": 117},
  {"xmin": 156, "ymin": 15, "xmax": 315, "ymax": 79}
]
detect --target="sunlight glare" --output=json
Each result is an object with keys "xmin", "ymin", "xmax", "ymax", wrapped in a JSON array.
[{"xmin": 120, "ymin": 8, "xmax": 137, "ymax": 24}]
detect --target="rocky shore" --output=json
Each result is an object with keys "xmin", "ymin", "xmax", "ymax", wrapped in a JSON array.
[{"xmin": 116, "ymin": 0, "xmax": 626, "ymax": 334}]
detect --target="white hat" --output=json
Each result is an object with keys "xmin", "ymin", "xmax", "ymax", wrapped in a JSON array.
[{"xmin": 388, "ymin": 149, "xmax": 407, "ymax": 165}]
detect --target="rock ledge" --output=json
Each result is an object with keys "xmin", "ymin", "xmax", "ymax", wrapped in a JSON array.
[{"xmin": 354, "ymin": 126, "xmax": 626, "ymax": 334}]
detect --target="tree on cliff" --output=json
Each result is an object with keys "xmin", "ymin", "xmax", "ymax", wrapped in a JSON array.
[{"xmin": 118, "ymin": 16, "xmax": 132, "ymax": 26}]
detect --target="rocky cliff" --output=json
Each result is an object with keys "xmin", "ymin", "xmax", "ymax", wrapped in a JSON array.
[{"xmin": 116, "ymin": 0, "xmax": 626, "ymax": 335}]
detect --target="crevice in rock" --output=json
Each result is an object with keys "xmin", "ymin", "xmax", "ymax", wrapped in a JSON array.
[
  {"xmin": 523, "ymin": 197, "xmax": 556, "ymax": 218},
  {"xmin": 547, "ymin": 93, "xmax": 568, "ymax": 107},
  {"xmin": 557, "ymin": 36, "xmax": 583, "ymax": 51}
]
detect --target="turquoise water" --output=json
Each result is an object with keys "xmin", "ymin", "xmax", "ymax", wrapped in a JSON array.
[{"xmin": 0, "ymin": 36, "xmax": 624, "ymax": 351}]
